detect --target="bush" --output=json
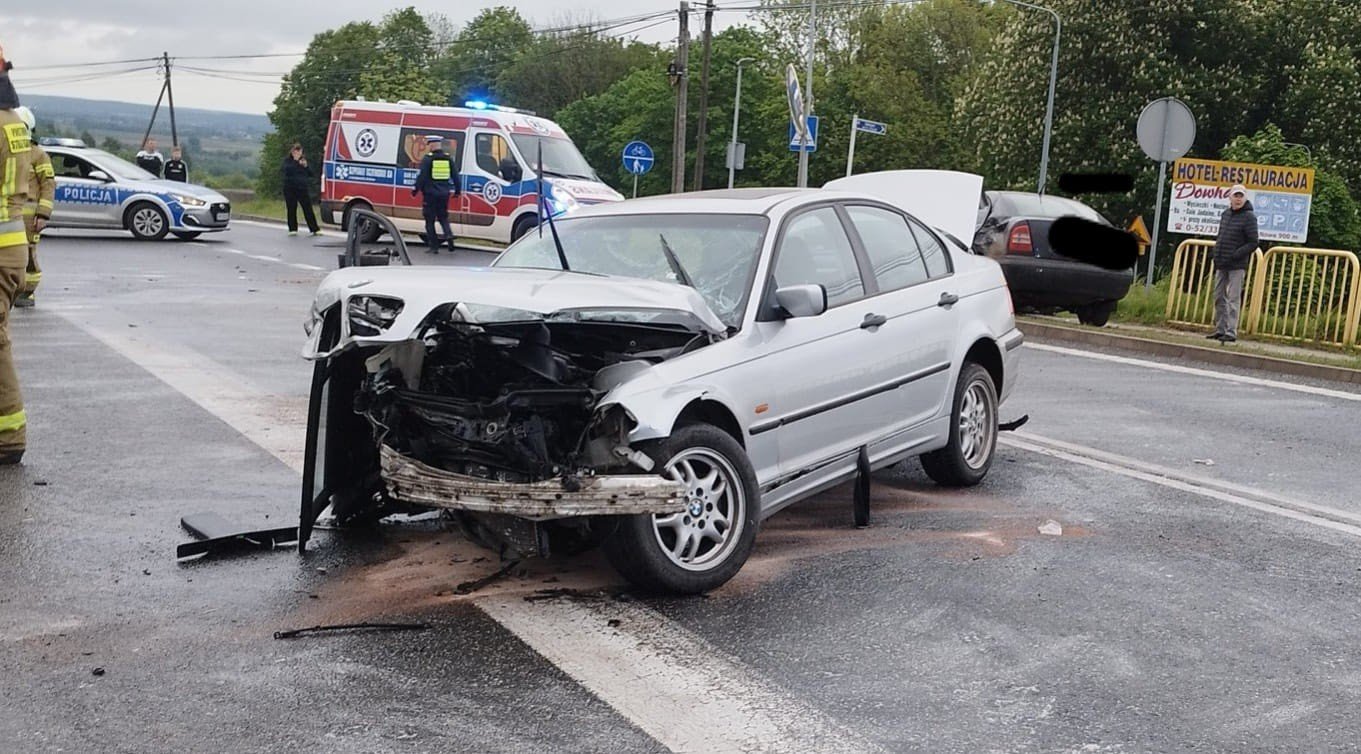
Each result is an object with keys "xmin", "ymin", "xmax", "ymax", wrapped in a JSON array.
[{"xmin": 1114, "ymin": 277, "xmax": 1170, "ymax": 325}]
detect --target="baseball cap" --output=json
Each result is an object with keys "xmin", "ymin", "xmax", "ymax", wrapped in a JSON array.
[{"xmin": 1229, "ymin": 184, "xmax": 1248, "ymax": 196}]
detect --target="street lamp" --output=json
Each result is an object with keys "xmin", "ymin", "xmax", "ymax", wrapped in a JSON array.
[
  {"xmin": 729, "ymin": 57, "xmax": 756, "ymax": 189},
  {"xmin": 991, "ymin": 0, "xmax": 1061, "ymax": 196}
]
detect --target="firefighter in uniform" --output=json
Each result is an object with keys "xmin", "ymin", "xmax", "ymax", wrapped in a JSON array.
[
  {"xmin": 13, "ymin": 106, "xmax": 51, "ymax": 308},
  {"xmin": 411, "ymin": 135, "xmax": 458, "ymax": 254},
  {"xmin": 0, "ymin": 45, "xmax": 33, "ymax": 463}
]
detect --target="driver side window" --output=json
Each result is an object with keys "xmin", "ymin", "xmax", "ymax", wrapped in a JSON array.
[
  {"xmin": 58, "ymin": 154, "xmax": 97, "ymax": 179},
  {"xmin": 774, "ymin": 207, "xmax": 865, "ymax": 308},
  {"xmin": 475, "ymin": 133, "xmax": 513, "ymax": 177}
]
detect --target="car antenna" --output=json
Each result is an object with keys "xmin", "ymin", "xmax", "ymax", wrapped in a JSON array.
[{"xmin": 538, "ymin": 138, "xmax": 570, "ymax": 271}]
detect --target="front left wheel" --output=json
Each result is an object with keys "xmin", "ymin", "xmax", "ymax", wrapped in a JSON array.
[
  {"xmin": 602, "ymin": 424, "xmax": 759, "ymax": 594},
  {"xmin": 126, "ymin": 202, "xmax": 169, "ymax": 241}
]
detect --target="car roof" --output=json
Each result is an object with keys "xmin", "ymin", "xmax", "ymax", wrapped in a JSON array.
[{"xmin": 576, "ymin": 188, "xmax": 846, "ymax": 217}]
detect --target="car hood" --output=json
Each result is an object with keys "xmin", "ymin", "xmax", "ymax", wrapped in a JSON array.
[
  {"xmin": 825, "ymin": 170, "xmax": 983, "ymax": 243},
  {"xmin": 549, "ymin": 177, "xmax": 624, "ymax": 204},
  {"xmin": 306, "ymin": 265, "xmax": 727, "ymax": 359},
  {"xmin": 115, "ymin": 177, "xmax": 229, "ymax": 203}
]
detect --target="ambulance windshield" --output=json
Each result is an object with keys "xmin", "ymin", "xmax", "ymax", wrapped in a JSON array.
[{"xmin": 511, "ymin": 135, "xmax": 597, "ymax": 182}]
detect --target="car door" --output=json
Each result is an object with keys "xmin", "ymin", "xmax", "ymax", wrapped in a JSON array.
[
  {"xmin": 748, "ymin": 204, "xmax": 907, "ymax": 479},
  {"xmin": 51, "ymin": 151, "xmax": 119, "ymax": 227},
  {"xmin": 841, "ymin": 205, "xmax": 961, "ymax": 440},
  {"xmin": 463, "ymin": 130, "xmax": 523, "ymax": 244}
]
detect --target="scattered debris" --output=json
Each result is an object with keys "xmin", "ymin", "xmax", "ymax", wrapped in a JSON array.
[
  {"xmin": 999, "ymin": 415, "xmax": 1030, "ymax": 432},
  {"xmin": 524, "ymin": 588, "xmax": 577, "ymax": 602},
  {"xmin": 453, "ymin": 560, "xmax": 521, "ymax": 596},
  {"xmin": 607, "ymin": 619, "xmax": 622, "ymax": 628},
  {"xmin": 1038, "ymin": 520, "xmax": 1064, "ymax": 536},
  {"xmin": 176, "ymin": 512, "xmax": 298, "ymax": 561},
  {"xmin": 91, "ymin": 667, "xmax": 105, "ymax": 676},
  {"xmin": 32, "ymin": 479, "xmax": 47, "ymax": 486},
  {"xmin": 1193, "ymin": 458, "xmax": 1216, "ymax": 466},
  {"xmin": 274, "ymin": 622, "xmax": 430, "ymax": 640}
]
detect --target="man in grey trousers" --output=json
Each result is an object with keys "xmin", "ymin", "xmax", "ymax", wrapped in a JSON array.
[{"xmin": 1209, "ymin": 184, "xmax": 1259, "ymax": 343}]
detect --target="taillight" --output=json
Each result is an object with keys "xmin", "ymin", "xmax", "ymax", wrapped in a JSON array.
[{"xmin": 1006, "ymin": 221, "xmax": 1033, "ymax": 255}]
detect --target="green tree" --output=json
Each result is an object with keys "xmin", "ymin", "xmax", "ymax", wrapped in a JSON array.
[
  {"xmin": 436, "ymin": 7, "xmax": 536, "ymax": 103},
  {"xmin": 258, "ymin": 21, "xmax": 380, "ymax": 197},
  {"xmin": 497, "ymin": 33, "xmax": 663, "ymax": 118}
]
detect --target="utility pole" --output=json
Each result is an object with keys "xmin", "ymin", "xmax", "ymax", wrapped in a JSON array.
[
  {"xmin": 671, "ymin": 2, "xmax": 691, "ymax": 194},
  {"xmin": 691, "ymin": 0, "xmax": 715, "ymax": 191},
  {"xmin": 797, "ymin": 0, "xmax": 816, "ymax": 188},
  {"xmin": 164, "ymin": 52, "xmax": 179, "ymax": 148},
  {"xmin": 140, "ymin": 53, "xmax": 180, "ymax": 152}
]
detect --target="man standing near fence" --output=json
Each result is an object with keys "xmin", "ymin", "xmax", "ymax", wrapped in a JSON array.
[{"xmin": 1209, "ymin": 184, "xmax": 1259, "ymax": 343}]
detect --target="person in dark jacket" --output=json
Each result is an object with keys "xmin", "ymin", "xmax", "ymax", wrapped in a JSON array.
[
  {"xmin": 1209, "ymin": 184, "xmax": 1259, "ymax": 343},
  {"xmin": 411, "ymin": 135, "xmax": 458, "ymax": 253},
  {"xmin": 135, "ymin": 138, "xmax": 164, "ymax": 177},
  {"xmin": 163, "ymin": 146, "xmax": 187, "ymax": 183},
  {"xmin": 282, "ymin": 143, "xmax": 319, "ymax": 236}
]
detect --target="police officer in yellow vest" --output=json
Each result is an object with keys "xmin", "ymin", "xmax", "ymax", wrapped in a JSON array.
[
  {"xmin": 410, "ymin": 135, "xmax": 459, "ymax": 254},
  {"xmin": 0, "ymin": 44, "xmax": 33, "ymax": 463},
  {"xmin": 13, "ymin": 106, "xmax": 50, "ymax": 308}
]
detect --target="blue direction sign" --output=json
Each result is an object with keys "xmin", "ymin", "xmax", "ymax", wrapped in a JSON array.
[
  {"xmin": 622, "ymin": 141, "xmax": 655, "ymax": 175},
  {"xmin": 788, "ymin": 116, "xmax": 820, "ymax": 153},
  {"xmin": 854, "ymin": 117, "xmax": 887, "ymax": 136}
]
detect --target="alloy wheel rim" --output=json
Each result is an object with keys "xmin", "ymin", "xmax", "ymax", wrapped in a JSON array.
[
  {"xmin": 959, "ymin": 381, "xmax": 995, "ymax": 469},
  {"xmin": 134, "ymin": 208, "xmax": 163, "ymax": 236},
  {"xmin": 651, "ymin": 448, "xmax": 744, "ymax": 571}
]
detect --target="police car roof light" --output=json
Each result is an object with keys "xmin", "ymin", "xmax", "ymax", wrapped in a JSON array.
[{"xmin": 39, "ymin": 137, "xmax": 87, "ymax": 148}]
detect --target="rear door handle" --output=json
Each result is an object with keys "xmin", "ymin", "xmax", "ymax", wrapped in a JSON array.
[
  {"xmin": 937, "ymin": 292, "xmax": 959, "ymax": 307},
  {"xmin": 860, "ymin": 313, "xmax": 888, "ymax": 330}
]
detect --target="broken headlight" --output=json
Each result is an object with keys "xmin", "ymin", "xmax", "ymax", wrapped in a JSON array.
[{"xmin": 347, "ymin": 295, "xmax": 404, "ymax": 337}]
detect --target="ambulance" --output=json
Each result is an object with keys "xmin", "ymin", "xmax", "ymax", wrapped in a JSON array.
[{"xmin": 321, "ymin": 99, "xmax": 624, "ymax": 245}]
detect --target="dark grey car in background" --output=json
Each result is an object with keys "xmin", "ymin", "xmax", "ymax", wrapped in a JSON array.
[{"xmin": 973, "ymin": 191, "xmax": 1133, "ymax": 326}]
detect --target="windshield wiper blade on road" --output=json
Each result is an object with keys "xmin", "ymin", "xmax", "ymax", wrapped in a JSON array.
[{"xmin": 658, "ymin": 234, "xmax": 694, "ymax": 288}]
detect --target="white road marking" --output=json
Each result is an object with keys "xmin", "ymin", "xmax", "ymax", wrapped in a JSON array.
[
  {"xmin": 289, "ymin": 263, "xmax": 325, "ymax": 272},
  {"xmin": 1002, "ymin": 431, "xmax": 1361, "ymax": 538},
  {"xmin": 247, "ymin": 254, "xmax": 282, "ymax": 263},
  {"xmin": 220, "ymin": 248, "xmax": 246, "ymax": 255},
  {"xmin": 478, "ymin": 596, "xmax": 882, "ymax": 754},
  {"xmin": 1025, "ymin": 342, "xmax": 1361, "ymax": 402},
  {"xmin": 45, "ymin": 306, "xmax": 305, "ymax": 473}
]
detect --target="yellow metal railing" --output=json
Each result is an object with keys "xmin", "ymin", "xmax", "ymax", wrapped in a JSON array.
[
  {"xmin": 1164, "ymin": 239, "xmax": 1263, "ymax": 331},
  {"xmin": 1247, "ymin": 246, "xmax": 1360, "ymax": 347},
  {"xmin": 1164, "ymin": 240, "xmax": 1361, "ymax": 346}
]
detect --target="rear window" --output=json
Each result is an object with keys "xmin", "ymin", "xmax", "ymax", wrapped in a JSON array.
[{"xmin": 994, "ymin": 193, "xmax": 1108, "ymax": 224}]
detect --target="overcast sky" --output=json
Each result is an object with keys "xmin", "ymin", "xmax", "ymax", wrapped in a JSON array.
[{"xmin": 3, "ymin": 1, "xmax": 737, "ymax": 115}]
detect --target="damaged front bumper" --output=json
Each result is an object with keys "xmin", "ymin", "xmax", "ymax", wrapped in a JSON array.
[{"xmin": 379, "ymin": 445, "xmax": 686, "ymax": 521}]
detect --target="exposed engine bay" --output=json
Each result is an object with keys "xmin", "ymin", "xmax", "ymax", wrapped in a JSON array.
[{"xmin": 358, "ymin": 304, "xmax": 715, "ymax": 484}]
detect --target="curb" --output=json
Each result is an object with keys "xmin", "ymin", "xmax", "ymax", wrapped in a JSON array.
[{"xmin": 1019, "ymin": 319, "xmax": 1361, "ymax": 387}]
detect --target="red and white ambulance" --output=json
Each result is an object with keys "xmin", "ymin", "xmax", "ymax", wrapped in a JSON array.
[{"xmin": 321, "ymin": 99, "xmax": 624, "ymax": 244}]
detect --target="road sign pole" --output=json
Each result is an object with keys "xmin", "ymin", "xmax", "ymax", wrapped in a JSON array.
[
  {"xmin": 846, "ymin": 114, "xmax": 858, "ymax": 178},
  {"xmin": 633, "ymin": 174, "xmax": 638, "ymax": 199},
  {"xmin": 1147, "ymin": 159, "xmax": 1167, "ymax": 289},
  {"xmin": 797, "ymin": 0, "xmax": 815, "ymax": 188}
]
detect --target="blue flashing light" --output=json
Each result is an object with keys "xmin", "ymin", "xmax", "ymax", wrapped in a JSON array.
[{"xmin": 464, "ymin": 100, "xmax": 490, "ymax": 110}]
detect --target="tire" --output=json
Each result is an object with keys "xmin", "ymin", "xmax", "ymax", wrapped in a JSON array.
[
  {"xmin": 344, "ymin": 202, "xmax": 383, "ymax": 243},
  {"xmin": 601, "ymin": 424, "xmax": 760, "ymax": 594},
  {"xmin": 126, "ymin": 202, "xmax": 169, "ymax": 241},
  {"xmin": 921, "ymin": 362, "xmax": 999, "ymax": 487},
  {"xmin": 510, "ymin": 214, "xmax": 538, "ymax": 243},
  {"xmin": 171, "ymin": 231, "xmax": 202, "ymax": 241},
  {"xmin": 1075, "ymin": 299, "xmax": 1118, "ymax": 327}
]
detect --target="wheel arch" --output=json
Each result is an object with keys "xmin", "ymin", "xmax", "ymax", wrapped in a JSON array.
[{"xmin": 963, "ymin": 336, "xmax": 1004, "ymax": 396}]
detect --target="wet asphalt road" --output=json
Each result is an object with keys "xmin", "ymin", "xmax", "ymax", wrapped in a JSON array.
[{"xmin": 3, "ymin": 220, "xmax": 1361, "ymax": 753}]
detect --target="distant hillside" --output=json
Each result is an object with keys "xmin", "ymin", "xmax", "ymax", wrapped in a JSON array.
[{"xmin": 22, "ymin": 94, "xmax": 271, "ymax": 140}]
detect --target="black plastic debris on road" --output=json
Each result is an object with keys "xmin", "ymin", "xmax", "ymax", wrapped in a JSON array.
[{"xmin": 176, "ymin": 512, "xmax": 298, "ymax": 561}]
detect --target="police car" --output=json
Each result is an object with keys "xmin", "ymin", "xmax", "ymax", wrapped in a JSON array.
[{"xmin": 40, "ymin": 138, "xmax": 231, "ymax": 241}]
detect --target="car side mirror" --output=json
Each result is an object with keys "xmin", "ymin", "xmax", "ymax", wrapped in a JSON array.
[
  {"xmin": 88, "ymin": 170, "xmax": 112, "ymax": 182},
  {"xmin": 775, "ymin": 284, "xmax": 827, "ymax": 319},
  {"xmin": 499, "ymin": 160, "xmax": 523, "ymax": 183}
]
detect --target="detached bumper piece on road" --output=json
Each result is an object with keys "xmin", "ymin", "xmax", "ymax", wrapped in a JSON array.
[{"xmin": 380, "ymin": 444, "xmax": 686, "ymax": 520}]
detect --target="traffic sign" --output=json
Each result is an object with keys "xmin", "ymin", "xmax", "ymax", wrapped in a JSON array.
[
  {"xmin": 1137, "ymin": 97, "xmax": 1196, "ymax": 162},
  {"xmin": 786, "ymin": 64, "xmax": 806, "ymax": 141},
  {"xmin": 853, "ymin": 118, "xmax": 887, "ymax": 136},
  {"xmin": 622, "ymin": 140, "xmax": 654, "ymax": 176},
  {"xmin": 788, "ymin": 116, "xmax": 819, "ymax": 153}
]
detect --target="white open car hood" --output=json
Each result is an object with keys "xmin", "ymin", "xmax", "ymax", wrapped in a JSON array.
[
  {"xmin": 305, "ymin": 265, "xmax": 727, "ymax": 359},
  {"xmin": 825, "ymin": 170, "xmax": 984, "ymax": 243}
]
